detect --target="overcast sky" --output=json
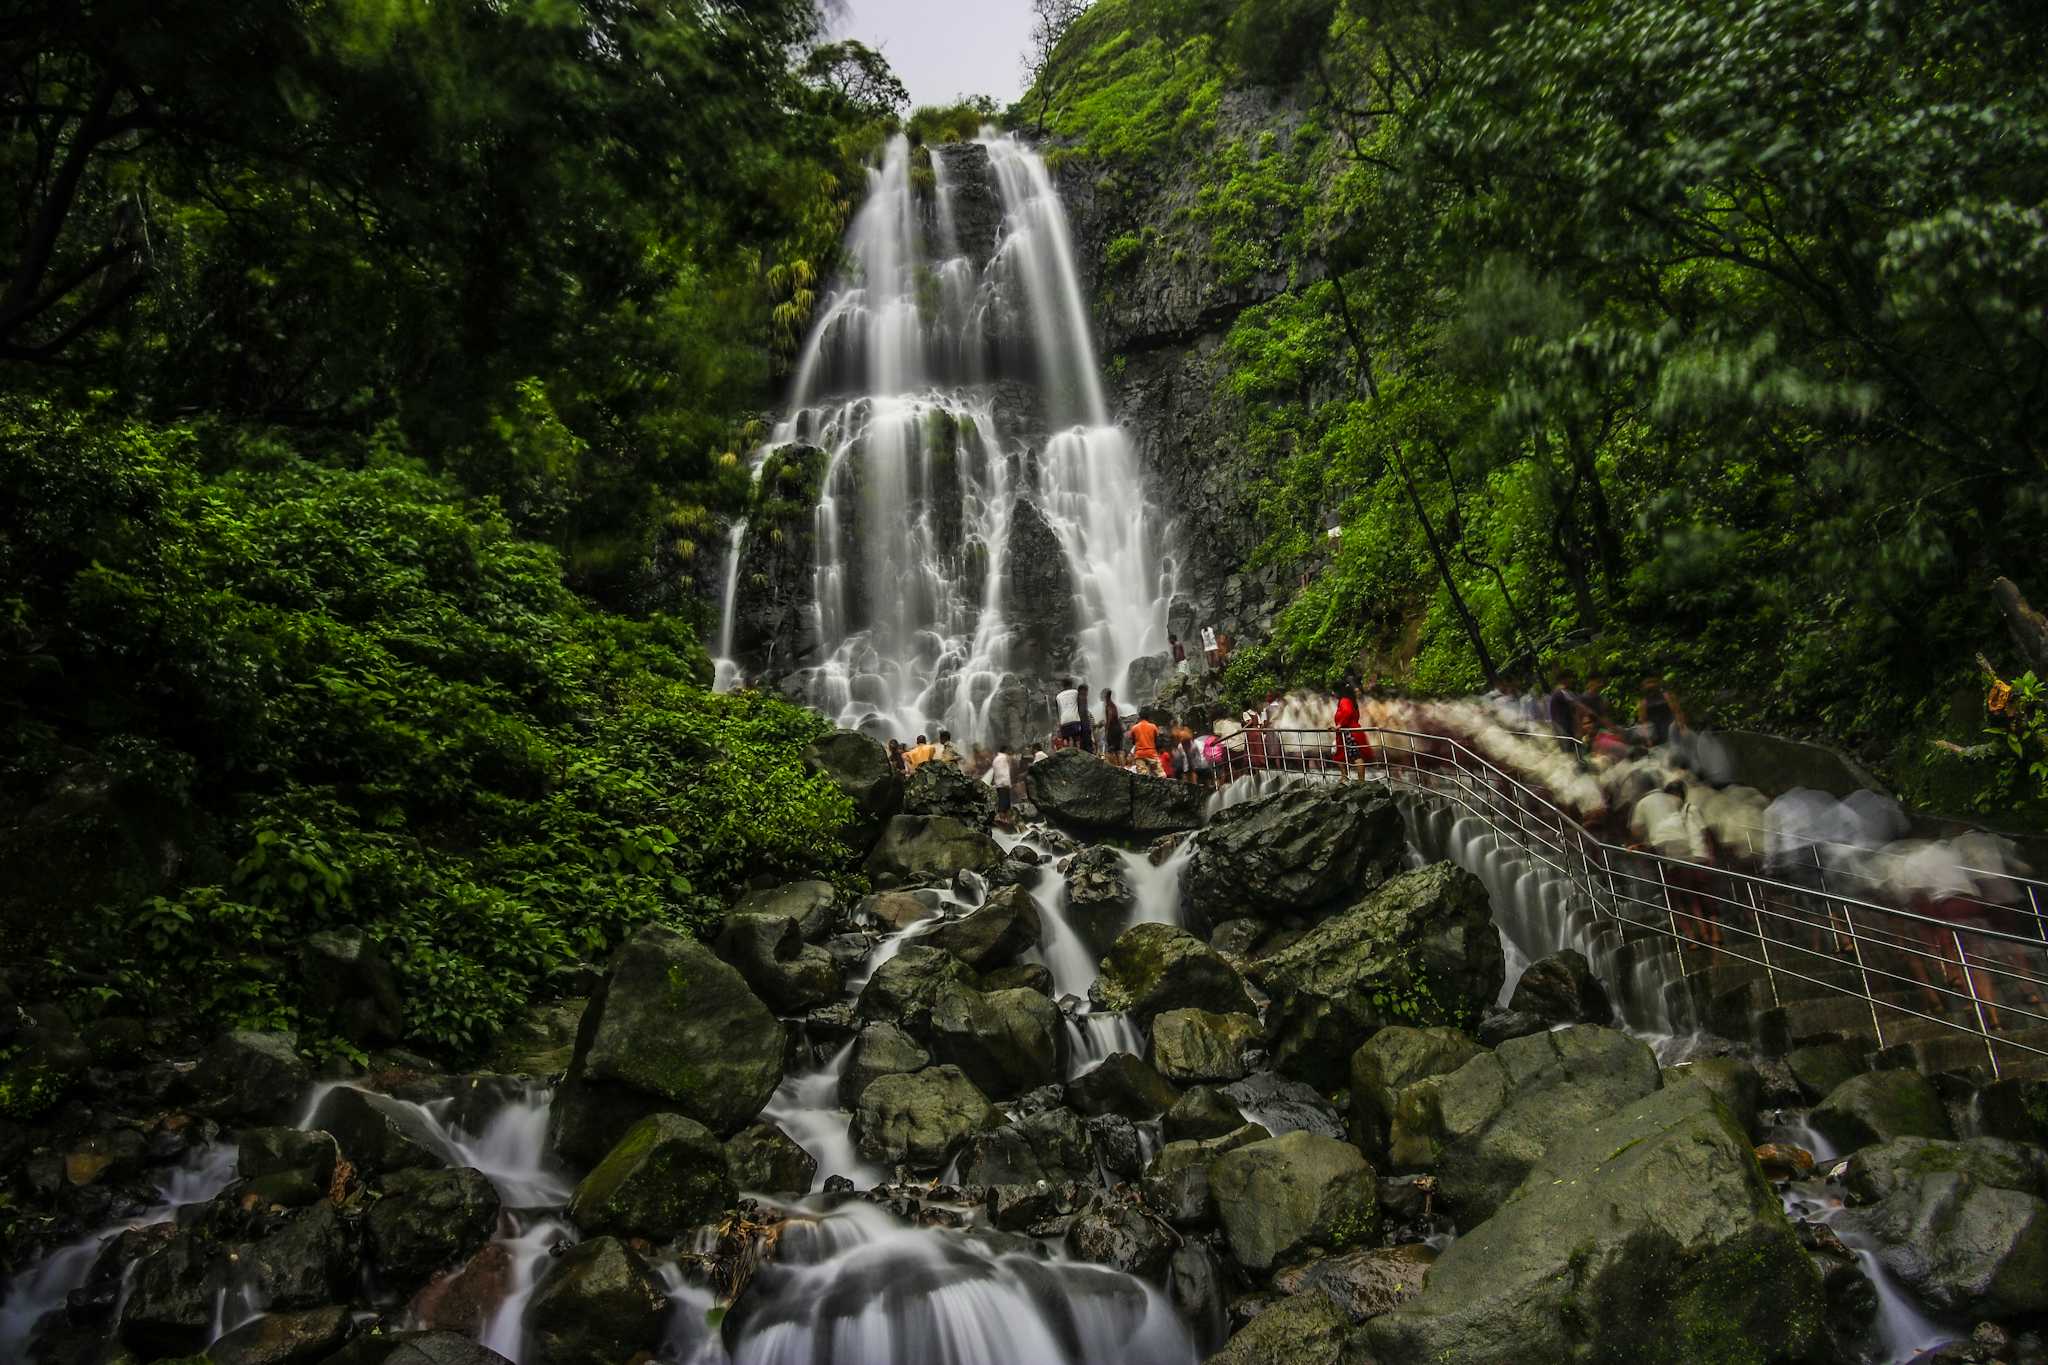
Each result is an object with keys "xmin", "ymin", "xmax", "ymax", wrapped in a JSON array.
[{"xmin": 828, "ymin": 0, "xmax": 1037, "ymax": 110}]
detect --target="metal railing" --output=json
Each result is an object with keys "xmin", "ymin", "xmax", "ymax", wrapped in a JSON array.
[{"xmin": 1200, "ymin": 724, "xmax": 2048, "ymax": 1078}]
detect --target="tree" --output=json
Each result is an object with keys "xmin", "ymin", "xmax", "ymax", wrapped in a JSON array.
[
  {"xmin": 802, "ymin": 40, "xmax": 911, "ymax": 119},
  {"xmin": 1021, "ymin": 0, "xmax": 1092, "ymax": 132}
]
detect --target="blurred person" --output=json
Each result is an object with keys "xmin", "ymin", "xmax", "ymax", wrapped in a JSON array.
[
  {"xmin": 1171, "ymin": 634, "xmax": 1187, "ymax": 674},
  {"xmin": 887, "ymin": 738, "xmax": 908, "ymax": 778},
  {"xmin": 905, "ymin": 734, "xmax": 936, "ymax": 771},
  {"xmin": 1103, "ymin": 688, "xmax": 1124, "ymax": 757},
  {"xmin": 986, "ymin": 744, "xmax": 1016, "ymax": 829},
  {"xmin": 938, "ymin": 730, "xmax": 963, "ymax": 767},
  {"xmin": 1201, "ymin": 623, "xmax": 1220, "ymax": 669},
  {"xmin": 1129, "ymin": 712, "xmax": 1164, "ymax": 779},
  {"xmin": 1055, "ymin": 678, "xmax": 1085, "ymax": 749}
]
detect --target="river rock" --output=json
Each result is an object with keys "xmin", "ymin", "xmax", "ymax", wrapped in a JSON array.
[
  {"xmin": 1365, "ymin": 1082, "xmax": 1823, "ymax": 1364},
  {"xmin": 1388, "ymin": 1024, "xmax": 1661, "ymax": 1224},
  {"xmin": 567, "ymin": 1112, "xmax": 733, "ymax": 1240},
  {"xmin": 549, "ymin": 924, "xmax": 784, "ymax": 1164},
  {"xmin": 865, "ymin": 814, "xmax": 1002, "ymax": 885},
  {"xmin": 731, "ymin": 879, "xmax": 838, "ymax": 940},
  {"xmin": 929, "ymin": 984, "xmax": 1060, "ymax": 1097},
  {"xmin": 1271, "ymin": 1242, "xmax": 1437, "ymax": 1322},
  {"xmin": 1347, "ymin": 1026, "xmax": 1484, "ymax": 1160},
  {"xmin": 840, "ymin": 1021, "xmax": 932, "ymax": 1107},
  {"xmin": 852, "ymin": 1065, "xmax": 1001, "ymax": 1172},
  {"xmin": 1210, "ymin": 1131, "xmax": 1377, "ymax": 1273},
  {"xmin": 1086, "ymin": 1112, "xmax": 1146, "ymax": 1179},
  {"xmin": 367, "ymin": 1167, "xmax": 502, "ymax": 1290},
  {"xmin": 981, "ymin": 961, "xmax": 1054, "ymax": 995},
  {"xmin": 726, "ymin": 1122, "xmax": 817, "ymax": 1196},
  {"xmin": 300, "ymin": 929, "xmax": 406, "ymax": 1047},
  {"xmin": 1092, "ymin": 922, "xmax": 1255, "ymax": 1025},
  {"xmin": 237, "ymin": 1127, "xmax": 341, "ymax": 1208},
  {"xmin": 1844, "ymin": 1135, "xmax": 2048, "ymax": 1204},
  {"xmin": 1068, "ymin": 1051, "xmax": 1181, "ymax": 1120},
  {"xmin": 803, "ymin": 730, "xmax": 902, "ymax": 851},
  {"xmin": 309, "ymin": 1086, "xmax": 444, "ymax": 1174},
  {"xmin": 903, "ymin": 760, "xmax": 999, "ymax": 830},
  {"xmin": 1221, "ymin": 1071, "xmax": 1347, "ymax": 1140},
  {"xmin": 523, "ymin": 1236, "xmax": 669, "ymax": 1365},
  {"xmin": 1149, "ymin": 1008, "xmax": 1258, "ymax": 1084},
  {"xmin": 856, "ymin": 944, "xmax": 978, "ymax": 1036},
  {"xmin": 1849, "ymin": 1171, "xmax": 2048, "ymax": 1317},
  {"xmin": 192, "ymin": 1030, "xmax": 310, "ymax": 1122},
  {"xmin": 1507, "ymin": 949, "xmax": 1612, "ymax": 1025},
  {"xmin": 962, "ymin": 1104, "xmax": 1095, "ymax": 1187},
  {"xmin": 1204, "ymin": 1291, "xmax": 1352, "ymax": 1365},
  {"xmin": 1786, "ymin": 1040, "xmax": 1867, "ymax": 1103},
  {"xmin": 1143, "ymin": 1122, "xmax": 1272, "ymax": 1227},
  {"xmin": 716, "ymin": 912, "xmax": 840, "ymax": 1014},
  {"xmin": 919, "ymin": 885, "xmax": 1043, "ymax": 970},
  {"xmin": 1064, "ymin": 844, "xmax": 1138, "ymax": 956},
  {"xmin": 406, "ymin": 1242, "xmax": 515, "ymax": 1336},
  {"xmin": 1249, "ymin": 864, "xmax": 1503, "ymax": 1090},
  {"xmin": 207, "ymin": 1304, "xmax": 353, "ymax": 1365},
  {"xmin": 1183, "ymin": 783, "xmax": 1405, "ymax": 923},
  {"xmin": 1165, "ymin": 1085, "xmax": 1246, "ymax": 1142},
  {"xmin": 1026, "ymin": 747, "xmax": 1208, "ymax": 836},
  {"xmin": 1662, "ymin": 1055, "xmax": 1762, "ymax": 1135},
  {"xmin": 235, "ymin": 1200, "xmax": 360, "ymax": 1310},
  {"xmin": 858, "ymin": 890, "xmax": 937, "ymax": 930},
  {"xmin": 1811, "ymin": 1069, "xmax": 1955, "ymax": 1151},
  {"xmin": 1066, "ymin": 1196, "xmax": 1178, "ymax": 1279},
  {"xmin": 119, "ymin": 1231, "xmax": 218, "ymax": 1355},
  {"xmin": 326, "ymin": 1332, "xmax": 513, "ymax": 1365}
]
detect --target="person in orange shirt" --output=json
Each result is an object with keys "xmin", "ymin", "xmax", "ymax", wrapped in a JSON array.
[
  {"xmin": 904, "ymin": 734, "xmax": 936, "ymax": 770},
  {"xmin": 1129, "ymin": 715, "xmax": 1164, "ymax": 778}
]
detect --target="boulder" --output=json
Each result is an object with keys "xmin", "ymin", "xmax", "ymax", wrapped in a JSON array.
[
  {"xmin": 852, "ymin": 1065, "xmax": 1000, "ymax": 1172},
  {"xmin": 1202, "ymin": 1291, "xmax": 1352, "ymax": 1365},
  {"xmin": 1068, "ymin": 1052, "xmax": 1181, "ymax": 1120},
  {"xmin": 329, "ymin": 1333, "xmax": 514, "ymax": 1364},
  {"xmin": 1209, "ymin": 917, "xmax": 1268, "ymax": 960},
  {"xmin": 523, "ymin": 1236, "xmax": 669, "ymax": 1365},
  {"xmin": 406, "ymin": 1242, "xmax": 515, "ymax": 1337},
  {"xmin": 858, "ymin": 890, "xmax": 937, "ymax": 930},
  {"xmin": 1183, "ymin": 783, "xmax": 1405, "ymax": 923},
  {"xmin": 1221, "ymin": 1071, "xmax": 1347, "ymax": 1140},
  {"xmin": 309, "ymin": 1086, "xmax": 444, "ymax": 1174},
  {"xmin": 567, "ymin": 1112, "xmax": 733, "ymax": 1241},
  {"xmin": 1092, "ymin": 922, "xmax": 1255, "ymax": 1025},
  {"xmin": 1849, "ymin": 1172, "xmax": 2048, "ymax": 1317},
  {"xmin": 865, "ymin": 815, "xmax": 1002, "ymax": 885},
  {"xmin": 918, "ymin": 885, "xmax": 1043, "ymax": 970},
  {"xmin": 300, "ymin": 930, "xmax": 406, "ymax": 1047},
  {"xmin": 929, "ymin": 983, "xmax": 1059, "ymax": 1097},
  {"xmin": 1149, "ymin": 1008, "xmax": 1259, "ymax": 1085},
  {"xmin": 193, "ymin": 1030, "xmax": 310, "ymax": 1123},
  {"xmin": 1209, "ymin": 1131, "xmax": 1379, "ymax": 1273},
  {"xmin": 1811, "ymin": 1069, "xmax": 1954, "ymax": 1151},
  {"xmin": 1366, "ymin": 1082, "xmax": 1823, "ymax": 1365},
  {"xmin": 1064, "ymin": 845, "xmax": 1137, "ymax": 956},
  {"xmin": 730, "ymin": 880, "xmax": 838, "ymax": 941},
  {"xmin": 855, "ymin": 944, "xmax": 978, "ymax": 1036},
  {"xmin": 1663, "ymin": 1056, "xmax": 1762, "ymax": 1135},
  {"xmin": 1164, "ymin": 1086, "xmax": 1246, "ymax": 1142},
  {"xmin": 803, "ymin": 731, "xmax": 902, "ymax": 851},
  {"xmin": 207, "ymin": 1305, "xmax": 353, "ymax": 1365},
  {"xmin": 232, "ymin": 1201, "xmax": 360, "ymax": 1310},
  {"xmin": 1271, "ymin": 1242, "xmax": 1436, "ymax": 1322},
  {"xmin": 1027, "ymin": 746, "xmax": 1208, "ymax": 837},
  {"xmin": 548, "ymin": 924, "xmax": 784, "ymax": 1165},
  {"xmin": 1388, "ymin": 1025, "xmax": 1661, "ymax": 1224},
  {"xmin": 903, "ymin": 760, "xmax": 999, "ymax": 831},
  {"xmin": 1066, "ymin": 1197, "xmax": 1177, "ymax": 1279},
  {"xmin": 237, "ymin": 1127, "xmax": 341, "ymax": 1209},
  {"xmin": 1506, "ymin": 949, "xmax": 1612, "ymax": 1025},
  {"xmin": 840, "ymin": 1021, "xmax": 932, "ymax": 1108},
  {"xmin": 119, "ymin": 1232, "xmax": 218, "ymax": 1355},
  {"xmin": 367, "ymin": 1167, "xmax": 502, "ymax": 1290},
  {"xmin": 981, "ymin": 962, "xmax": 1054, "ymax": 995},
  {"xmin": 1474, "ymin": 1009, "xmax": 1549, "ymax": 1047},
  {"xmin": 715, "ymin": 912, "xmax": 840, "ymax": 1014},
  {"xmin": 1249, "ymin": 864, "xmax": 1503, "ymax": 1089},
  {"xmin": 1347, "ymin": 1027, "xmax": 1485, "ymax": 1160},
  {"xmin": 1786, "ymin": 1041, "xmax": 1867, "ymax": 1103},
  {"xmin": 488, "ymin": 999, "xmax": 587, "ymax": 1077},
  {"xmin": 725, "ymin": 1123, "xmax": 818, "ymax": 1197},
  {"xmin": 1143, "ymin": 1123, "xmax": 1273, "ymax": 1228},
  {"xmin": 962, "ymin": 1104, "xmax": 1095, "ymax": 1188},
  {"xmin": 1844, "ymin": 1135, "xmax": 2048, "ymax": 1204}
]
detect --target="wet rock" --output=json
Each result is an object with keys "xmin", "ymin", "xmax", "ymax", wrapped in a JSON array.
[
  {"xmin": 1473, "ymin": 1009, "xmax": 1548, "ymax": 1047},
  {"xmin": 1507, "ymin": 949, "xmax": 1612, "ymax": 1026},
  {"xmin": 523, "ymin": 1236, "xmax": 669, "ymax": 1365},
  {"xmin": 919, "ymin": 885, "xmax": 1044, "ymax": 970},
  {"xmin": 487, "ymin": 999, "xmax": 586, "ymax": 1077},
  {"xmin": 903, "ymin": 760, "xmax": 999, "ymax": 831},
  {"xmin": 1086, "ymin": 1112, "xmax": 1147, "ymax": 1180},
  {"xmin": 1092, "ymin": 922, "xmax": 1255, "ymax": 1026},
  {"xmin": 1206, "ymin": 1273, "xmax": 1354, "ymax": 1364},
  {"xmin": 236, "ymin": 1127, "xmax": 341, "ymax": 1208},
  {"xmin": 731, "ymin": 879, "xmax": 839, "ymax": 940},
  {"xmin": 856, "ymin": 944, "xmax": 978, "ymax": 1037},
  {"xmin": 858, "ymin": 890, "xmax": 937, "ymax": 930},
  {"xmin": 309, "ymin": 1086, "xmax": 445, "ymax": 1174},
  {"xmin": 568, "ymin": 1112, "xmax": 734, "ymax": 1241},
  {"xmin": 1813, "ymin": 1068, "xmax": 1955, "ymax": 1151},
  {"xmin": 981, "ymin": 962, "xmax": 1055, "ymax": 996},
  {"xmin": 1210, "ymin": 1131, "xmax": 1378, "ymax": 1273},
  {"xmin": 929, "ymin": 984, "xmax": 1060, "ymax": 1097},
  {"xmin": 119, "ymin": 1231, "xmax": 216, "ymax": 1355},
  {"xmin": 1786, "ymin": 1041, "xmax": 1868, "ymax": 1103},
  {"xmin": 1221, "ymin": 1071, "xmax": 1347, "ymax": 1140},
  {"xmin": 1068, "ymin": 1051, "xmax": 1181, "ymax": 1120},
  {"xmin": 840, "ymin": 1021, "xmax": 932, "ymax": 1108},
  {"xmin": 60, "ymin": 1128, "xmax": 146, "ymax": 1187},
  {"xmin": 726, "ymin": 1122, "xmax": 818, "ymax": 1197},
  {"xmin": 193, "ymin": 1030, "xmax": 310, "ymax": 1123},
  {"xmin": 1256, "ymin": 863, "xmax": 1502, "ymax": 1087},
  {"xmin": 367, "ymin": 1168, "xmax": 502, "ymax": 1290},
  {"xmin": 1068, "ymin": 1196, "xmax": 1178, "ymax": 1279},
  {"xmin": 208, "ymin": 1304, "xmax": 352, "ymax": 1365},
  {"xmin": 549, "ymin": 924, "xmax": 785, "ymax": 1164},
  {"xmin": 852, "ymin": 1065, "xmax": 1001, "ymax": 1172},
  {"xmin": 1844, "ymin": 1134, "xmax": 2048, "ymax": 1204},
  {"xmin": 1347, "ymin": 1026, "xmax": 1484, "ymax": 1160},
  {"xmin": 1369, "ymin": 1081, "xmax": 1821, "ymax": 1363},
  {"xmin": 325, "ymin": 1331, "xmax": 513, "ymax": 1364},
  {"xmin": 1756, "ymin": 1143, "xmax": 1817, "ymax": 1180},
  {"xmin": 716, "ymin": 912, "xmax": 840, "ymax": 1014},
  {"xmin": 1166, "ymin": 1086, "xmax": 1247, "ymax": 1142},
  {"xmin": 1064, "ymin": 845, "xmax": 1137, "ymax": 957},
  {"xmin": 866, "ymin": 814, "xmax": 1002, "ymax": 885},
  {"xmin": 1026, "ymin": 747, "xmax": 1209, "ymax": 836},
  {"xmin": 301, "ymin": 929, "xmax": 406, "ymax": 1048},
  {"xmin": 1273, "ymin": 1242, "xmax": 1436, "ymax": 1322},
  {"xmin": 1144, "ymin": 1122, "xmax": 1273, "ymax": 1227},
  {"xmin": 1849, "ymin": 1171, "xmax": 2048, "ymax": 1318},
  {"xmin": 236, "ymin": 1200, "xmax": 360, "ymax": 1310},
  {"xmin": 803, "ymin": 730, "xmax": 902, "ymax": 852},
  {"xmin": 963, "ymin": 1104, "xmax": 1095, "ymax": 1186},
  {"xmin": 1169, "ymin": 1239, "xmax": 1230, "ymax": 1348},
  {"xmin": 1150, "ymin": 1008, "xmax": 1258, "ymax": 1085},
  {"xmin": 1387, "ymin": 1024, "xmax": 1660, "ymax": 1224},
  {"xmin": 1663, "ymin": 1055, "xmax": 1762, "ymax": 1135},
  {"xmin": 407, "ymin": 1242, "xmax": 516, "ymax": 1336},
  {"xmin": 1183, "ymin": 783, "xmax": 1405, "ymax": 924},
  {"xmin": 1208, "ymin": 918, "xmax": 1267, "ymax": 960}
]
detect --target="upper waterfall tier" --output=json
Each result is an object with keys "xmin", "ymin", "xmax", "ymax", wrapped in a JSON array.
[{"xmin": 715, "ymin": 132, "xmax": 1177, "ymax": 747}]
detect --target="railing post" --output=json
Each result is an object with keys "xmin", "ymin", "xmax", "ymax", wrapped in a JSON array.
[
  {"xmin": 1743, "ymin": 880, "xmax": 1782, "ymax": 1010},
  {"xmin": 1954, "ymin": 928, "xmax": 2000, "ymax": 1080}
]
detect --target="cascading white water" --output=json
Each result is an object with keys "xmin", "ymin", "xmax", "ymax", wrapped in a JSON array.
[{"xmin": 713, "ymin": 131, "xmax": 1174, "ymax": 745}]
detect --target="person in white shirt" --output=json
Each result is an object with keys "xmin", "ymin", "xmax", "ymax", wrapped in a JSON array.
[
  {"xmin": 985, "ymin": 745, "xmax": 1015, "ymax": 826},
  {"xmin": 1201, "ymin": 624, "xmax": 1220, "ymax": 668},
  {"xmin": 1054, "ymin": 678, "xmax": 1086, "ymax": 748}
]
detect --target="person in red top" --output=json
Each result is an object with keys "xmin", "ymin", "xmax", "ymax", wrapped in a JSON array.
[
  {"xmin": 1129, "ymin": 715, "xmax": 1164, "ymax": 778},
  {"xmin": 1333, "ymin": 683, "xmax": 1370, "ymax": 772}
]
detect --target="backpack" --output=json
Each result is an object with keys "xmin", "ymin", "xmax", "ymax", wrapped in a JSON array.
[{"xmin": 1202, "ymin": 734, "xmax": 1224, "ymax": 764}]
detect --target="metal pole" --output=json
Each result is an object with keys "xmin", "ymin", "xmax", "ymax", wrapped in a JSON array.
[
  {"xmin": 1745, "ymin": 880, "xmax": 1782, "ymax": 1010},
  {"xmin": 1955, "ymin": 928, "xmax": 2000, "ymax": 1080}
]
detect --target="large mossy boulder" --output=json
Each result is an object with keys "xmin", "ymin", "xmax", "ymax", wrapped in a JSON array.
[
  {"xmin": 192, "ymin": 1030, "xmax": 311, "ymax": 1123},
  {"xmin": 1848, "ymin": 1171, "xmax": 2048, "ymax": 1318},
  {"xmin": 1203, "ymin": 1291, "xmax": 1351, "ymax": 1365},
  {"xmin": 1366, "ymin": 1082, "xmax": 1823, "ymax": 1365},
  {"xmin": 1143, "ymin": 1122, "xmax": 1272, "ymax": 1228},
  {"xmin": 803, "ymin": 731, "xmax": 901, "ymax": 852},
  {"xmin": 839, "ymin": 1021, "xmax": 932, "ymax": 1108},
  {"xmin": 1248, "ymin": 864, "xmax": 1504, "ymax": 1090},
  {"xmin": 1092, "ymin": 922, "xmax": 1255, "ymax": 1025},
  {"xmin": 902, "ymin": 760, "xmax": 998, "ymax": 831},
  {"xmin": 928, "ymin": 984, "xmax": 1060, "ymax": 1097},
  {"xmin": 1388, "ymin": 1025, "xmax": 1661, "ymax": 1224},
  {"xmin": 1064, "ymin": 844, "xmax": 1137, "ymax": 957},
  {"xmin": 1149, "ymin": 1008, "xmax": 1259, "ymax": 1085},
  {"xmin": 1347, "ymin": 1026, "xmax": 1484, "ymax": 1160},
  {"xmin": 309, "ymin": 1086, "xmax": 444, "ymax": 1174},
  {"xmin": 962, "ymin": 1104, "xmax": 1096, "ymax": 1188},
  {"xmin": 549, "ymin": 925, "xmax": 784, "ymax": 1166},
  {"xmin": 865, "ymin": 815, "xmax": 1002, "ymax": 885},
  {"xmin": 715, "ymin": 912, "xmax": 839, "ymax": 1015},
  {"xmin": 729, "ymin": 880, "xmax": 838, "ymax": 941},
  {"xmin": 523, "ymin": 1236, "xmax": 669, "ymax": 1365},
  {"xmin": 855, "ymin": 944, "xmax": 978, "ymax": 1037},
  {"xmin": 1068, "ymin": 1051, "xmax": 1182, "ymax": 1120},
  {"xmin": 366, "ymin": 1167, "xmax": 501, "ymax": 1290},
  {"xmin": 1208, "ymin": 1130, "xmax": 1379, "ymax": 1273},
  {"xmin": 1811, "ymin": 1068, "xmax": 1954, "ymax": 1152},
  {"xmin": 1272, "ymin": 1242, "xmax": 1437, "ymax": 1323},
  {"xmin": 208, "ymin": 1306, "xmax": 354, "ymax": 1365},
  {"xmin": 1843, "ymin": 1135, "xmax": 2048, "ymax": 1204},
  {"xmin": 918, "ymin": 885, "xmax": 1043, "ymax": 970},
  {"xmin": 725, "ymin": 1122, "xmax": 817, "ymax": 1197},
  {"xmin": 1183, "ymin": 783, "xmax": 1405, "ymax": 923},
  {"xmin": 566, "ymin": 1112, "xmax": 734, "ymax": 1241},
  {"xmin": 1026, "ymin": 747, "xmax": 1207, "ymax": 836},
  {"xmin": 851, "ymin": 1065, "xmax": 1000, "ymax": 1172}
]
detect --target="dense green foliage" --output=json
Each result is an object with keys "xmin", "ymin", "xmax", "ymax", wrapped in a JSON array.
[{"xmin": 1035, "ymin": 0, "xmax": 2048, "ymax": 822}]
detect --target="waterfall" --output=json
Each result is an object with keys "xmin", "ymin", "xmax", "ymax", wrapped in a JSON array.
[{"xmin": 714, "ymin": 131, "xmax": 1174, "ymax": 745}]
